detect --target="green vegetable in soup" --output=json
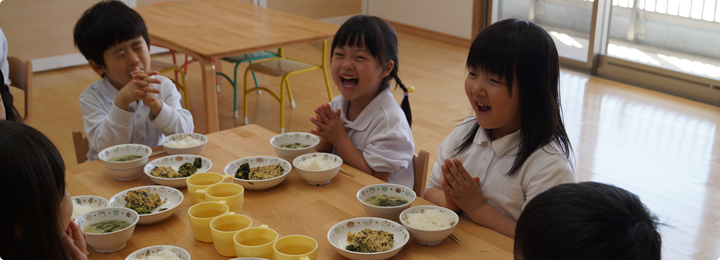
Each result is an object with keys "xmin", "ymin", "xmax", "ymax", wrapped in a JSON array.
[
  {"xmin": 108, "ymin": 155, "xmax": 142, "ymax": 162},
  {"xmin": 279, "ymin": 143, "xmax": 310, "ymax": 149},
  {"xmin": 82, "ymin": 219, "xmax": 131, "ymax": 234},
  {"xmin": 364, "ymin": 195, "xmax": 408, "ymax": 207}
]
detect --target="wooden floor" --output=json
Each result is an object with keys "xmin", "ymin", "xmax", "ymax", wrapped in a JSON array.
[{"xmin": 14, "ymin": 31, "xmax": 720, "ymax": 260}]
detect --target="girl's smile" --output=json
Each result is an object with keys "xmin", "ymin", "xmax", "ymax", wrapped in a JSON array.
[
  {"xmin": 331, "ymin": 44, "xmax": 393, "ymax": 110},
  {"xmin": 465, "ymin": 69, "xmax": 521, "ymax": 139}
]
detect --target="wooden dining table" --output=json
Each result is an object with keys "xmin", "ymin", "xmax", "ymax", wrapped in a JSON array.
[
  {"xmin": 66, "ymin": 124, "xmax": 514, "ymax": 259},
  {"xmin": 135, "ymin": 0, "xmax": 339, "ymax": 133}
]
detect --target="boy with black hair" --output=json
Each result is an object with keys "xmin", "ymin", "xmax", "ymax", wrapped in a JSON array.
[
  {"xmin": 74, "ymin": 0, "xmax": 193, "ymax": 161},
  {"xmin": 515, "ymin": 182, "xmax": 662, "ymax": 260}
]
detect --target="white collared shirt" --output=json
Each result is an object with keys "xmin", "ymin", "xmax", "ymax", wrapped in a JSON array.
[
  {"xmin": 329, "ymin": 90, "xmax": 415, "ymax": 189},
  {"xmin": 79, "ymin": 76, "xmax": 194, "ymax": 161},
  {"xmin": 1, "ymin": 28, "xmax": 9, "ymax": 86},
  {"xmin": 426, "ymin": 121, "xmax": 575, "ymax": 221}
]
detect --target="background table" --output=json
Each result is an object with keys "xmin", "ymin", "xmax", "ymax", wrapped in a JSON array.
[
  {"xmin": 136, "ymin": 0, "xmax": 339, "ymax": 133},
  {"xmin": 66, "ymin": 124, "xmax": 514, "ymax": 259}
]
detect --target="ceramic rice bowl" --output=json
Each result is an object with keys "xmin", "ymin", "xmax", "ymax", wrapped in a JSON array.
[
  {"xmin": 357, "ymin": 184, "xmax": 416, "ymax": 222},
  {"xmin": 399, "ymin": 205, "xmax": 459, "ymax": 245},
  {"xmin": 74, "ymin": 207, "xmax": 139, "ymax": 253},
  {"xmin": 99, "ymin": 144, "xmax": 152, "ymax": 181},
  {"xmin": 224, "ymin": 156, "xmax": 291, "ymax": 190},
  {"xmin": 108, "ymin": 185, "xmax": 183, "ymax": 224},
  {"xmin": 162, "ymin": 133, "xmax": 208, "ymax": 155},
  {"xmin": 71, "ymin": 195, "xmax": 109, "ymax": 220},
  {"xmin": 327, "ymin": 217, "xmax": 409, "ymax": 260},
  {"xmin": 144, "ymin": 155, "xmax": 213, "ymax": 188},
  {"xmin": 125, "ymin": 245, "xmax": 191, "ymax": 260},
  {"xmin": 293, "ymin": 153, "xmax": 342, "ymax": 185}
]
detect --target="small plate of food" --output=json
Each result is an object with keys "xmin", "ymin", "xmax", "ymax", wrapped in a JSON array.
[
  {"xmin": 224, "ymin": 156, "xmax": 292, "ymax": 190},
  {"xmin": 327, "ymin": 217, "xmax": 409, "ymax": 260},
  {"xmin": 144, "ymin": 155, "xmax": 213, "ymax": 188},
  {"xmin": 108, "ymin": 186, "xmax": 183, "ymax": 224}
]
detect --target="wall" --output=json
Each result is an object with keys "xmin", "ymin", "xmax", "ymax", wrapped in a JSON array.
[{"xmin": 367, "ymin": 0, "xmax": 474, "ymax": 40}]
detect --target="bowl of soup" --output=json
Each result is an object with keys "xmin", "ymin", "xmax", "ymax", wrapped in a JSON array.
[
  {"xmin": 98, "ymin": 144, "xmax": 152, "ymax": 181},
  {"xmin": 74, "ymin": 207, "xmax": 139, "ymax": 253},
  {"xmin": 357, "ymin": 184, "xmax": 416, "ymax": 222},
  {"xmin": 269, "ymin": 132, "xmax": 320, "ymax": 162}
]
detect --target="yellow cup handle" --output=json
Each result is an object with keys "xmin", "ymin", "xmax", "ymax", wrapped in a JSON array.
[
  {"xmin": 225, "ymin": 211, "xmax": 235, "ymax": 215},
  {"xmin": 260, "ymin": 224, "xmax": 268, "ymax": 228},
  {"xmin": 219, "ymin": 200, "xmax": 227, "ymax": 205},
  {"xmin": 222, "ymin": 174, "xmax": 233, "ymax": 182},
  {"xmin": 300, "ymin": 256, "xmax": 310, "ymax": 260},
  {"xmin": 196, "ymin": 188, "xmax": 207, "ymax": 202}
]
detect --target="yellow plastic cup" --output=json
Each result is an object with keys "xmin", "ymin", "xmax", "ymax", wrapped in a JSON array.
[
  {"xmin": 187, "ymin": 200, "xmax": 233, "ymax": 242},
  {"xmin": 196, "ymin": 182, "xmax": 245, "ymax": 213},
  {"xmin": 210, "ymin": 214, "xmax": 253, "ymax": 256},
  {"xmin": 273, "ymin": 235, "xmax": 318, "ymax": 260},
  {"xmin": 234, "ymin": 225, "xmax": 278, "ymax": 259},
  {"xmin": 187, "ymin": 172, "xmax": 233, "ymax": 204}
]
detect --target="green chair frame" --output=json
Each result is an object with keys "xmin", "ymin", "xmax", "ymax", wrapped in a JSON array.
[{"xmin": 215, "ymin": 50, "xmax": 279, "ymax": 118}]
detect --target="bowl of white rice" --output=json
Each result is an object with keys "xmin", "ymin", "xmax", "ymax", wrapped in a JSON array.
[
  {"xmin": 161, "ymin": 133, "xmax": 207, "ymax": 155},
  {"xmin": 399, "ymin": 205, "xmax": 459, "ymax": 245},
  {"xmin": 71, "ymin": 195, "xmax": 108, "ymax": 220},
  {"xmin": 293, "ymin": 153, "xmax": 342, "ymax": 185},
  {"xmin": 124, "ymin": 245, "xmax": 190, "ymax": 260}
]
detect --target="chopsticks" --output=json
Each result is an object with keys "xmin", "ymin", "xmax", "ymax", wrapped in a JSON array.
[
  {"xmin": 448, "ymin": 233, "xmax": 460, "ymax": 244},
  {"xmin": 339, "ymin": 167, "xmax": 356, "ymax": 177}
]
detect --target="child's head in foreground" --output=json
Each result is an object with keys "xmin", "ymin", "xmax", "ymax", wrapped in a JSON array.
[
  {"xmin": 330, "ymin": 15, "xmax": 411, "ymax": 126},
  {"xmin": 73, "ymin": 0, "xmax": 151, "ymax": 89},
  {"xmin": 515, "ymin": 182, "xmax": 662, "ymax": 260}
]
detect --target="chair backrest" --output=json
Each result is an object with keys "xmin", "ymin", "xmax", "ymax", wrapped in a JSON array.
[
  {"xmin": 73, "ymin": 130, "xmax": 89, "ymax": 164},
  {"xmin": 413, "ymin": 149, "xmax": 430, "ymax": 198},
  {"xmin": 6, "ymin": 56, "xmax": 32, "ymax": 123}
]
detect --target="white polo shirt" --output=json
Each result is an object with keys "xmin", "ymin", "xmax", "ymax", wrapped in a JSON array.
[
  {"xmin": 329, "ymin": 90, "xmax": 415, "ymax": 189},
  {"xmin": 426, "ymin": 121, "xmax": 575, "ymax": 221},
  {"xmin": 79, "ymin": 76, "xmax": 194, "ymax": 161}
]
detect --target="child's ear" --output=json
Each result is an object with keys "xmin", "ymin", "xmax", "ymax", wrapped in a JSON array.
[
  {"xmin": 88, "ymin": 59, "xmax": 106, "ymax": 77},
  {"xmin": 382, "ymin": 60, "xmax": 395, "ymax": 78}
]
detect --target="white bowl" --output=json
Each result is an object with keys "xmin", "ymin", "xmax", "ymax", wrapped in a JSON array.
[
  {"xmin": 162, "ymin": 133, "xmax": 208, "ymax": 155},
  {"xmin": 269, "ymin": 132, "xmax": 320, "ymax": 162},
  {"xmin": 71, "ymin": 195, "xmax": 109, "ymax": 220},
  {"xmin": 357, "ymin": 184, "xmax": 416, "ymax": 222},
  {"xmin": 399, "ymin": 205, "xmax": 459, "ymax": 245},
  {"xmin": 327, "ymin": 217, "xmax": 409, "ymax": 260},
  {"xmin": 224, "ymin": 156, "xmax": 292, "ymax": 190},
  {"xmin": 293, "ymin": 153, "xmax": 342, "ymax": 185},
  {"xmin": 99, "ymin": 144, "xmax": 152, "ymax": 181},
  {"xmin": 125, "ymin": 245, "xmax": 191, "ymax": 260},
  {"xmin": 144, "ymin": 155, "xmax": 213, "ymax": 188},
  {"xmin": 108, "ymin": 186, "xmax": 183, "ymax": 224},
  {"xmin": 74, "ymin": 207, "xmax": 139, "ymax": 253}
]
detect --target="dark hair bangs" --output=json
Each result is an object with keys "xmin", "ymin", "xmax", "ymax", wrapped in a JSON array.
[
  {"xmin": 466, "ymin": 23, "xmax": 521, "ymax": 93},
  {"xmin": 331, "ymin": 16, "xmax": 383, "ymax": 62},
  {"xmin": 74, "ymin": 0, "xmax": 149, "ymax": 67}
]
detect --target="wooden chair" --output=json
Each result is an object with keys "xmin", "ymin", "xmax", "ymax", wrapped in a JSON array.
[
  {"xmin": 6, "ymin": 56, "xmax": 32, "ymax": 123},
  {"xmin": 413, "ymin": 149, "xmax": 430, "ymax": 198},
  {"xmin": 151, "ymin": 60, "xmax": 190, "ymax": 109},
  {"xmin": 242, "ymin": 41, "xmax": 333, "ymax": 133},
  {"xmin": 72, "ymin": 130, "xmax": 89, "ymax": 164}
]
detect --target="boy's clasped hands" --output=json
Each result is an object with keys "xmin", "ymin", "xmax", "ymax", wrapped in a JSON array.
[
  {"xmin": 441, "ymin": 159, "xmax": 484, "ymax": 213},
  {"xmin": 114, "ymin": 66, "xmax": 163, "ymax": 115}
]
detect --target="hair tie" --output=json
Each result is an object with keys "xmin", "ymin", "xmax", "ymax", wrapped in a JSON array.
[{"xmin": 404, "ymin": 86, "xmax": 415, "ymax": 97}]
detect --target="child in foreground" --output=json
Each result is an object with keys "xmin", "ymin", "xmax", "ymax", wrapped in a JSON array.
[
  {"xmin": 424, "ymin": 19, "xmax": 576, "ymax": 238},
  {"xmin": 515, "ymin": 182, "xmax": 662, "ymax": 260},
  {"xmin": 74, "ymin": 0, "xmax": 193, "ymax": 161}
]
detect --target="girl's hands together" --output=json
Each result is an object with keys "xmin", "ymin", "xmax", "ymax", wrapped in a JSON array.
[
  {"xmin": 309, "ymin": 103, "xmax": 345, "ymax": 144},
  {"xmin": 64, "ymin": 221, "xmax": 88, "ymax": 260},
  {"xmin": 441, "ymin": 158, "xmax": 485, "ymax": 213}
]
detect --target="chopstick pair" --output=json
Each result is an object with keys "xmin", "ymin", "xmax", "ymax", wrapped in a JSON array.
[
  {"xmin": 339, "ymin": 167, "xmax": 356, "ymax": 177},
  {"xmin": 448, "ymin": 233, "xmax": 460, "ymax": 244}
]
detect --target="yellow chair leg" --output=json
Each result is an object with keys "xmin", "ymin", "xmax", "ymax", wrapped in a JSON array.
[
  {"xmin": 178, "ymin": 69, "xmax": 190, "ymax": 110},
  {"xmin": 279, "ymin": 75, "xmax": 286, "ymax": 134},
  {"xmin": 284, "ymin": 78, "xmax": 296, "ymax": 109},
  {"xmin": 243, "ymin": 67, "xmax": 251, "ymax": 124},
  {"xmin": 321, "ymin": 40, "xmax": 332, "ymax": 102}
]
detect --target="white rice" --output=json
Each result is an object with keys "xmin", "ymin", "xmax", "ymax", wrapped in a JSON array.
[
  {"xmin": 138, "ymin": 247, "xmax": 182, "ymax": 260},
  {"xmin": 297, "ymin": 157, "xmax": 335, "ymax": 171},
  {"xmin": 71, "ymin": 203, "xmax": 100, "ymax": 220},
  {"xmin": 165, "ymin": 138, "xmax": 202, "ymax": 148},
  {"xmin": 406, "ymin": 209, "xmax": 455, "ymax": 230}
]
